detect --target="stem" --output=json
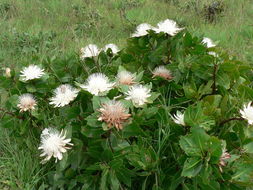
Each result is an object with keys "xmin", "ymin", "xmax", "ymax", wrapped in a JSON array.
[
  {"xmin": 212, "ymin": 64, "xmax": 217, "ymax": 94},
  {"xmin": 108, "ymin": 131, "xmax": 114, "ymax": 153},
  {"xmin": 0, "ymin": 108, "xmax": 24, "ymax": 120},
  {"xmin": 219, "ymin": 117, "xmax": 244, "ymax": 126}
]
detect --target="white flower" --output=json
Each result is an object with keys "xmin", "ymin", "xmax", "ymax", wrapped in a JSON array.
[
  {"xmin": 240, "ymin": 102, "xmax": 253, "ymax": 125},
  {"xmin": 154, "ymin": 19, "xmax": 183, "ymax": 36},
  {"xmin": 152, "ymin": 66, "xmax": 173, "ymax": 80},
  {"xmin": 38, "ymin": 128, "xmax": 73, "ymax": 163},
  {"xmin": 172, "ymin": 111, "xmax": 185, "ymax": 126},
  {"xmin": 125, "ymin": 85, "xmax": 151, "ymax": 106},
  {"xmin": 103, "ymin": 43, "xmax": 120, "ymax": 54},
  {"xmin": 80, "ymin": 44, "xmax": 100, "ymax": 59},
  {"xmin": 20, "ymin": 65, "xmax": 45, "ymax": 81},
  {"xmin": 17, "ymin": 93, "xmax": 37, "ymax": 112},
  {"xmin": 131, "ymin": 23, "xmax": 154, "ymax": 37},
  {"xmin": 49, "ymin": 84, "xmax": 79, "ymax": 107},
  {"xmin": 98, "ymin": 100, "xmax": 131, "ymax": 130},
  {"xmin": 79, "ymin": 73, "xmax": 115, "ymax": 96},
  {"xmin": 117, "ymin": 70, "xmax": 136, "ymax": 85},
  {"xmin": 208, "ymin": 51, "xmax": 218, "ymax": 57},
  {"xmin": 202, "ymin": 37, "xmax": 216, "ymax": 48}
]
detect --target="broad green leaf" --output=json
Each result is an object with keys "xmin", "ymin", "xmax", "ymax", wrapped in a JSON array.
[
  {"xmin": 180, "ymin": 127, "xmax": 210, "ymax": 156},
  {"xmin": 216, "ymin": 72, "xmax": 230, "ymax": 89},
  {"xmin": 179, "ymin": 135, "xmax": 202, "ymax": 157},
  {"xmin": 208, "ymin": 137, "xmax": 222, "ymax": 164},
  {"xmin": 232, "ymin": 160, "xmax": 253, "ymax": 184},
  {"xmin": 110, "ymin": 170, "xmax": 120, "ymax": 190},
  {"xmin": 184, "ymin": 103, "xmax": 215, "ymax": 131},
  {"xmin": 181, "ymin": 157, "xmax": 203, "ymax": 178},
  {"xmin": 243, "ymin": 142, "xmax": 253, "ymax": 153},
  {"xmin": 100, "ymin": 168, "xmax": 109, "ymax": 190}
]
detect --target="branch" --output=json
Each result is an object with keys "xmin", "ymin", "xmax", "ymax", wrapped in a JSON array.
[
  {"xmin": 219, "ymin": 117, "xmax": 244, "ymax": 126},
  {"xmin": 0, "ymin": 108, "xmax": 24, "ymax": 120}
]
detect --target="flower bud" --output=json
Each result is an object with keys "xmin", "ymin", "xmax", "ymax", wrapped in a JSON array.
[{"xmin": 5, "ymin": 67, "xmax": 11, "ymax": 78}]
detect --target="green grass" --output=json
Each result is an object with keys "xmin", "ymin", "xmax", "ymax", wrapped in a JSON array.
[
  {"xmin": 0, "ymin": 0, "xmax": 252, "ymax": 188},
  {"xmin": 0, "ymin": 129, "xmax": 48, "ymax": 190},
  {"xmin": 0, "ymin": 0, "xmax": 252, "ymax": 67}
]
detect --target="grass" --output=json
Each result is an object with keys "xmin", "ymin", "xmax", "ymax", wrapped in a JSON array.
[
  {"xmin": 0, "ymin": 0, "xmax": 252, "ymax": 188},
  {"xmin": 0, "ymin": 128, "xmax": 48, "ymax": 190},
  {"xmin": 0, "ymin": 0, "xmax": 252, "ymax": 68}
]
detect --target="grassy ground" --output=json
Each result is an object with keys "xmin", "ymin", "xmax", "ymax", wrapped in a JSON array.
[{"xmin": 0, "ymin": 0, "xmax": 252, "ymax": 188}]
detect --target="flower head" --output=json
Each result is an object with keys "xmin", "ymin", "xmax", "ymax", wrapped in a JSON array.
[
  {"xmin": 98, "ymin": 101, "xmax": 131, "ymax": 130},
  {"xmin": 125, "ymin": 85, "xmax": 151, "ymax": 106},
  {"xmin": 240, "ymin": 102, "xmax": 253, "ymax": 125},
  {"xmin": 5, "ymin": 67, "xmax": 11, "ymax": 78},
  {"xmin": 117, "ymin": 70, "xmax": 136, "ymax": 85},
  {"xmin": 17, "ymin": 94, "xmax": 37, "ymax": 112},
  {"xmin": 155, "ymin": 19, "xmax": 183, "ymax": 36},
  {"xmin": 79, "ymin": 73, "xmax": 115, "ymax": 96},
  {"xmin": 20, "ymin": 65, "xmax": 45, "ymax": 81},
  {"xmin": 80, "ymin": 44, "xmax": 100, "ymax": 59},
  {"xmin": 38, "ymin": 128, "xmax": 73, "ymax": 163},
  {"xmin": 103, "ymin": 43, "xmax": 120, "ymax": 54},
  {"xmin": 131, "ymin": 23, "xmax": 154, "ymax": 37},
  {"xmin": 152, "ymin": 66, "xmax": 173, "ymax": 80},
  {"xmin": 219, "ymin": 147, "xmax": 231, "ymax": 172},
  {"xmin": 202, "ymin": 37, "xmax": 216, "ymax": 48},
  {"xmin": 172, "ymin": 111, "xmax": 185, "ymax": 126},
  {"xmin": 49, "ymin": 84, "xmax": 79, "ymax": 107}
]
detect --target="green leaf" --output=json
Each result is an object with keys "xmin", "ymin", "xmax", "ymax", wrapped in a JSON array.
[
  {"xmin": 243, "ymin": 142, "xmax": 253, "ymax": 153},
  {"xmin": 181, "ymin": 157, "xmax": 203, "ymax": 178},
  {"xmin": 135, "ymin": 71, "xmax": 144, "ymax": 82},
  {"xmin": 110, "ymin": 170, "xmax": 120, "ymax": 190},
  {"xmin": 208, "ymin": 137, "xmax": 222, "ymax": 164},
  {"xmin": 86, "ymin": 112, "xmax": 100, "ymax": 127},
  {"xmin": 184, "ymin": 103, "xmax": 215, "ymax": 131},
  {"xmin": 232, "ymin": 160, "xmax": 253, "ymax": 184},
  {"xmin": 179, "ymin": 135, "xmax": 202, "ymax": 157},
  {"xmin": 100, "ymin": 168, "xmax": 109, "ymax": 190},
  {"xmin": 6, "ymin": 94, "xmax": 19, "ymax": 110},
  {"xmin": 92, "ymin": 96, "xmax": 102, "ymax": 110},
  {"xmin": 216, "ymin": 72, "xmax": 230, "ymax": 89},
  {"xmin": 180, "ymin": 127, "xmax": 210, "ymax": 156}
]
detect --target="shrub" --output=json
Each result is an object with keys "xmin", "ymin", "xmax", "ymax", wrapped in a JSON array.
[{"xmin": 0, "ymin": 19, "xmax": 253, "ymax": 190}]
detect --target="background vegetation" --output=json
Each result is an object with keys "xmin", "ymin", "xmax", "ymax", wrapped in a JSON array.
[{"xmin": 0, "ymin": 0, "xmax": 252, "ymax": 189}]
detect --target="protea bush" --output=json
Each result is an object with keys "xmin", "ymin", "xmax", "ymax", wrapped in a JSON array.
[{"xmin": 1, "ymin": 19, "xmax": 253, "ymax": 189}]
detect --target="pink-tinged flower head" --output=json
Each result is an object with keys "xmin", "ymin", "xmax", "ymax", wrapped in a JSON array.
[
  {"xmin": 117, "ymin": 70, "xmax": 136, "ymax": 85},
  {"xmin": 219, "ymin": 148, "xmax": 231, "ymax": 172},
  {"xmin": 5, "ymin": 68, "xmax": 11, "ymax": 77},
  {"xmin": 17, "ymin": 93, "xmax": 37, "ymax": 112},
  {"xmin": 152, "ymin": 66, "xmax": 173, "ymax": 80},
  {"xmin": 98, "ymin": 101, "xmax": 131, "ymax": 130}
]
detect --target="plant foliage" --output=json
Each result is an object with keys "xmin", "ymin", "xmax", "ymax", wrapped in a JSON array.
[{"xmin": 1, "ymin": 25, "xmax": 253, "ymax": 190}]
